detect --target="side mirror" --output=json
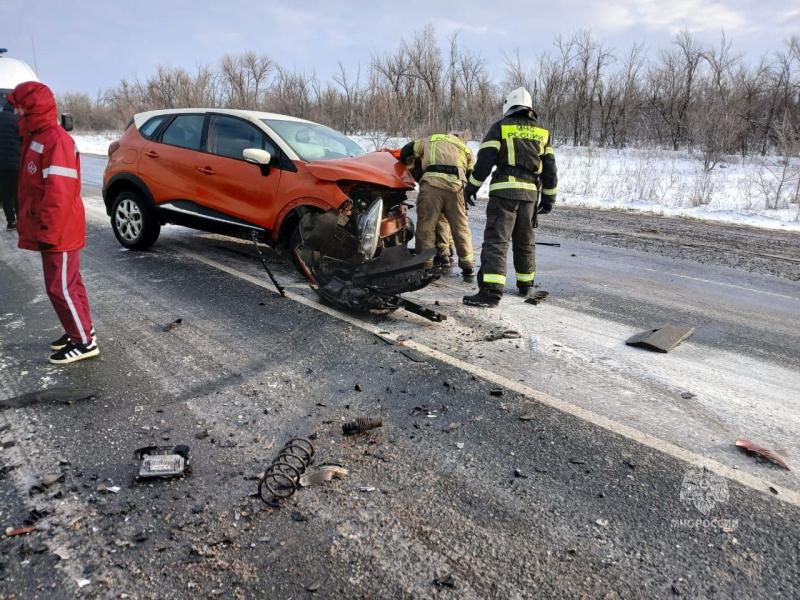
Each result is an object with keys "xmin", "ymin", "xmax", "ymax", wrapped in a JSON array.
[
  {"xmin": 243, "ymin": 148, "xmax": 271, "ymax": 165},
  {"xmin": 61, "ymin": 113, "xmax": 74, "ymax": 132}
]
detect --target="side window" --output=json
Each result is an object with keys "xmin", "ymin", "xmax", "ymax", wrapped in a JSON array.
[
  {"xmin": 207, "ymin": 115, "xmax": 276, "ymax": 160},
  {"xmin": 139, "ymin": 115, "xmax": 168, "ymax": 140},
  {"xmin": 160, "ymin": 114, "xmax": 205, "ymax": 150}
]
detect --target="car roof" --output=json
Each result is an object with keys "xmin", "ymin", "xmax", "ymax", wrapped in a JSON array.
[
  {"xmin": 0, "ymin": 56, "xmax": 39, "ymax": 90},
  {"xmin": 132, "ymin": 108, "xmax": 313, "ymax": 128}
]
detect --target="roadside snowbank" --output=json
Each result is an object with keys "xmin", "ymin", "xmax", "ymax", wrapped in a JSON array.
[
  {"xmin": 73, "ymin": 131, "xmax": 118, "ymax": 156},
  {"xmin": 75, "ymin": 131, "xmax": 800, "ymax": 231}
]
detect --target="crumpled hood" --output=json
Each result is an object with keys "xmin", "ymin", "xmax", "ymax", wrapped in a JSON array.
[
  {"xmin": 304, "ymin": 151, "xmax": 415, "ymax": 189},
  {"xmin": 7, "ymin": 81, "xmax": 58, "ymax": 137}
]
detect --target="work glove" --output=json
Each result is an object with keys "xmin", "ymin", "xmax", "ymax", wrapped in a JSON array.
[
  {"xmin": 538, "ymin": 195, "xmax": 555, "ymax": 215},
  {"xmin": 464, "ymin": 182, "xmax": 479, "ymax": 208}
]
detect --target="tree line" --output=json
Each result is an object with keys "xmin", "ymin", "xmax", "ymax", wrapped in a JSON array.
[{"xmin": 60, "ymin": 26, "xmax": 800, "ymax": 168}]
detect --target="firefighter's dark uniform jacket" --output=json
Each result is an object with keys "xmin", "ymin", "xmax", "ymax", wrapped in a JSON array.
[
  {"xmin": 469, "ymin": 109, "xmax": 557, "ymax": 202},
  {"xmin": 469, "ymin": 109, "xmax": 558, "ymax": 294}
]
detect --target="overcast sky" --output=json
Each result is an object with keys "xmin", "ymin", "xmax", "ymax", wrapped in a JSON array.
[{"xmin": 1, "ymin": 0, "xmax": 798, "ymax": 95}]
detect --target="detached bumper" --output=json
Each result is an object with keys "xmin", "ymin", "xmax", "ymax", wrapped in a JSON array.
[{"xmin": 314, "ymin": 246, "xmax": 438, "ymax": 310}]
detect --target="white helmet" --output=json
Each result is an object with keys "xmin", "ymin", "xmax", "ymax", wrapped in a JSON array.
[{"xmin": 503, "ymin": 86, "xmax": 533, "ymax": 116}]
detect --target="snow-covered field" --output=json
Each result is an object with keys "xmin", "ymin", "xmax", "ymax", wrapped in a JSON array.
[{"xmin": 74, "ymin": 131, "xmax": 800, "ymax": 231}]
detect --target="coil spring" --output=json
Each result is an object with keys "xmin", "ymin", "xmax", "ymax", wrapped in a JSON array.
[
  {"xmin": 258, "ymin": 437, "xmax": 315, "ymax": 503},
  {"xmin": 342, "ymin": 416, "xmax": 383, "ymax": 435}
]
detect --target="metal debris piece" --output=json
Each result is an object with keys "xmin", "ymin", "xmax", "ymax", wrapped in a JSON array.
[
  {"xmin": 360, "ymin": 486, "xmax": 376, "ymax": 493},
  {"xmin": 258, "ymin": 438, "xmax": 315, "ymax": 503},
  {"xmin": 433, "ymin": 574, "xmax": 456, "ymax": 589},
  {"xmin": 342, "ymin": 416, "xmax": 383, "ymax": 435},
  {"xmin": 518, "ymin": 414, "xmax": 536, "ymax": 421},
  {"xmin": 298, "ymin": 465, "xmax": 349, "ymax": 488},
  {"xmin": 1, "ymin": 387, "xmax": 97, "ymax": 411},
  {"xmin": 625, "ymin": 324, "xmax": 694, "ymax": 353},
  {"xmin": 76, "ymin": 579, "xmax": 91, "ymax": 589},
  {"xmin": 161, "ymin": 318, "xmax": 183, "ymax": 332},
  {"xmin": 134, "ymin": 445, "xmax": 191, "ymax": 479},
  {"xmin": 485, "ymin": 329, "xmax": 522, "ymax": 341},
  {"xmin": 29, "ymin": 472, "xmax": 65, "ymax": 495},
  {"xmin": 735, "ymin": 439, "xmax": 791, "ymax": 470},
  {"xmin": 5, "ymin": 526, "xmax": 35, "ymax": 537},
  {"xmin": 96, "ymin": 480, "xmax": 121, "ymax": 494},
  {"xmin": 524, "ymin": 291, "xmax": 550, "ymax": 305}
]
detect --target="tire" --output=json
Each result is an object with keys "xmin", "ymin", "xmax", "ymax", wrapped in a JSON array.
[
  {"xmin": 110, "ymin": 191, "xmax": 160, "ymax": 250},
  {"xmin": 288, "ymin": 224, "xmax": 305, "ymax": 275}
]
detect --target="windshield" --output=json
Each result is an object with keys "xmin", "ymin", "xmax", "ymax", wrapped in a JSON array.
[{"xmin": 262, "ymin": 119, "xmax": 365, "ymax": 162}]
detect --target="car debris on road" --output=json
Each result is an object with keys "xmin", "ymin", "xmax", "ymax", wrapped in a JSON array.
[
  {"xmin": 735, "ymin": 438, "xmax": 791, "ymax": 470},
  {"xmin": 625, "ymin": 324, "xmax": 695, "ymax": 352},
  {"xmin": 134, "ymin": 445, "xmax": 191, "ymax": 479}
]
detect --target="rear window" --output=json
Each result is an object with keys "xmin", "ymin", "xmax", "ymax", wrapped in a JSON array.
[
  {"xmin": 139, "ymin": 115, "xmax": 169, "ymax": 140},
  {"xmin": 160, "ymin": 114, "xmax": 205, "ymax": 150}
]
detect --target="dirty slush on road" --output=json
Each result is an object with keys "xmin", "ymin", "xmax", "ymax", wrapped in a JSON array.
[{"xmin": 2, "ymin": 216, "xmax": 800, "ymax": 600}]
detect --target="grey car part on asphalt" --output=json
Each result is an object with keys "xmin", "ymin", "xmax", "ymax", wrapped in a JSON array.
[
  {"xmin": 625, "ymin": 324, "xmax": 695, "ymax": 353},
  {"xmin": 134, "ymin": 445, "xmax": 191, "ymax": 479}
]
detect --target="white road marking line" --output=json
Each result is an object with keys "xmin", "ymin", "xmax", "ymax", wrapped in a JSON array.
[
  {"xmin": 178, "ymin": 246, "xmax": 800, "ymax": 509},
  {"xmin": 641, "ymin": 267, "xmax": 799, "ymax": 301}
]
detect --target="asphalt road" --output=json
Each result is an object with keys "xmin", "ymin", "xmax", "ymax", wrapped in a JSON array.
[{"xmin": 0, "ymin": 155, "xmax": 798, "ymax": 599}]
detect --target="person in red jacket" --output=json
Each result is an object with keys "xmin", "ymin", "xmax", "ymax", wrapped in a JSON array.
[{"xmin": 7, "ymin": 81, "xmax": 98, "ymax": 364}]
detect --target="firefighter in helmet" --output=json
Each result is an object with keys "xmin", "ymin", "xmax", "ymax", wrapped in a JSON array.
[{"xmin": 463, "ymin": 87, "xmax": 557, "ymax": 306}]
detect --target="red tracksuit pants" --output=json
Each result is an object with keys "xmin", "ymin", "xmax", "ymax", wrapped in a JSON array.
[{"xmin": 40, "ymin": 251, "xmax": 94, "ymax": 345}]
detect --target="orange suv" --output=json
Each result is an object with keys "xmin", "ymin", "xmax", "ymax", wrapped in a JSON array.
[{"xmin": 103, "ymin": 108, "xmax": 436, "ymax": 309}]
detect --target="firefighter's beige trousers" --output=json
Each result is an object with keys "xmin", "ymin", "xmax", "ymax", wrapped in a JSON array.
[{"xmin": 415, "ymin": 182, "xmax": 474, "ymax": 268}]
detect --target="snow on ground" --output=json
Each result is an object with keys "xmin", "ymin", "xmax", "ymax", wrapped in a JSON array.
[
  {"xmin": 73, "ymin": 130, "xmax": 119, "ymax": 156},
  {"xmin": 76, "ymin": 130, "xmax": 800, "ymax": 231}
]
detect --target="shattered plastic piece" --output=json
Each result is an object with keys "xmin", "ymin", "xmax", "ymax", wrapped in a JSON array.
[
  {"xmin": 524, "ymin": 291, "xmax": 550, "ymax": 305},
  {"xmin": 595, "ymin": 518, "xmax": 609, "ymax": 527},
  {"xmin": 518, "ymin": 414, "xmax": 536, "ymax": 421},
  {"xmin": 485, "ymin": 329, "xmax": 522, "ymax": 341},
  {"xmin": 360, "ymin": 486, "xmax": 376, "ymax": 492},
  {"xmin": 76, "ymin": 579, "xmax": 91, "ymax": 588},
  {"xmin": 1, "ymin": 387, "xmax": 97, "ymax": 411},
  {"xmin": 298, "ymin": 465, "xmax": 349, "ymax": 488},
  {"xmin": 5, "ymin": 526, "xmax": 35, "ymax": 537},
  {"xmin": 96, "ymin": 481, "xmax": 121, "ymax": 494},
  {"xmin": 490, "ymin": 389, "xmax": 504, "ymax": 397},
  {"xmin": 735, "ymin": 439, "xmax": 790, "ymax": 470},
  {"xmin": 162, "ymin": 318, "xmax": 183, "ymax": 332},
  {"xmin": 134, "ymin": 445, "xmax": 191, "ymax": 479},
  {"xmin": 342, "ymin": 416, "xmax": 383, "ymax": 435},
  {"xmin": 455, "ymin": 442, "xmax": 465, "ymax": 449},
  {"xmin": 625, "ymin": 324, "xmax": 694, "ymax": 353}
]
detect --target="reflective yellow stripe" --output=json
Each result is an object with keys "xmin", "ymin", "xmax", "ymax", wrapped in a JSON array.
[
  {"xmin": 501, "ymin": 125, "xmax": 549, "ymax": 142},
  {"xmin": 489, "ymin": 180, "xmax": 539, "ymax": 192},
  {"xmin": 430, "ymin": 140, "xmax": 437, "ymax": 164},
  {"xmin": 543, "ymin": 146, "xmax": 555, "ymax": 156},
  {"xmin": 461, "ymin": 254, "xmax": 474, "ymax": 262},
  {"xmin": 430, "ymin": 133, "xmax": 471, "ymax": 155},
  {"xmin": 422, "ymin": 172, "xmax": 461, "ymax": 185},
  {"xmin": 516, "ymin": 272, "xmax": 535, "ymax": 283},
  {"xmin": 507, "ymin": 137, "xmax": 515, "ymax": 165},
  {"xmin": 482, "ymin": 273, "xmax": 506, "ymax": 285},
  {"xmin": 479, "ymin": 140, "xmax": 501, "ymax": 151},
  {"xmin": 541, "ymin": 186, "xmax": 557, "ymax": 195},
  {"xmin": 469, "ymin": 174, "xmax": 483, "ymax": 187},
  {"xmin": 413, "ymin": 140, "xmax": 422, "ymax": 156}
]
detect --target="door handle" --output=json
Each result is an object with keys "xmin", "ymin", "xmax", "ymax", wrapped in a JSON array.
[
  {"xmin": 197, "ymin": 166, "xmax": 215, "ymax": 175},
  {"xmin": 144, "ymin": 150, "xmax": 159, "ymax": 158}
]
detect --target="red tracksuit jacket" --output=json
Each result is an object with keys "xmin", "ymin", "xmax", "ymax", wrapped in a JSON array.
[{"xmin": 9, "ymin": 82, "xmax": 85, "ymax": 253}]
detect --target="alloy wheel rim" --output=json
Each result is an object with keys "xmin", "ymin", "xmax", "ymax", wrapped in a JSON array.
[{"xmin": 115, "ymin": 198, "xmax": 143, "ymax": 241}]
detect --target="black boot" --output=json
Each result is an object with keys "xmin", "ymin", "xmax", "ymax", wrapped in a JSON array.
[
  {"xmin": 463, "ymin": 290, "xmax": 500, "ymax": 307},
  {"xmin": 517, "ymin": 285, "xmax": 532, "ymax": 297}
]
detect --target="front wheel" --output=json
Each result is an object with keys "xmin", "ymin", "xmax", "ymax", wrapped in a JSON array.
[{"xmin": 111, "ymin": 191, "xmax": 160, "ymax": 250}]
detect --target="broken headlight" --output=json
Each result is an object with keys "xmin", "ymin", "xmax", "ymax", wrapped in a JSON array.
[{"xmin": 358, "ymin": 198, "xmax": 383, "ymax": 260}]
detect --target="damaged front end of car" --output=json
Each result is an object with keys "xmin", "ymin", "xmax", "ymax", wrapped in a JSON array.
[{"xmin": 293, "ymin": 182, "xmax": 439, "ymax": 314}]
